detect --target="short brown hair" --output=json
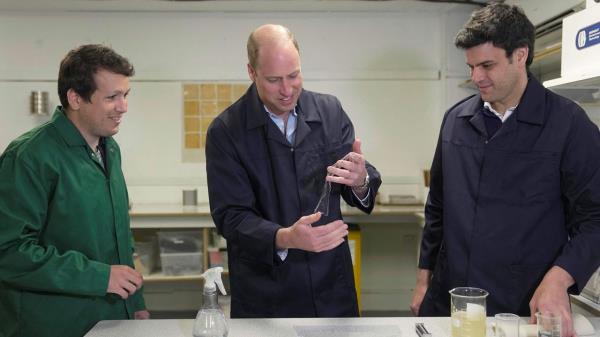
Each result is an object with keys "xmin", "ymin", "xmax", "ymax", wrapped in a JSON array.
[{"xmin": 58, "ymin": 44, "xmax": 134, "ymax": 109}]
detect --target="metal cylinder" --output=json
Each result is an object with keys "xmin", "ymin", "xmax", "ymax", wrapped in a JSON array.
[
  {"xmin": 30, "ymin": 91, "xmax": 49, "ymax": 115},
  {"xmin": 182, "ymin": 189, "xmax": 198, "ymax": 206}
]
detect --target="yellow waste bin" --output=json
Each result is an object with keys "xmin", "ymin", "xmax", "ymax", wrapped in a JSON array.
[{"xmin": 347, "ymin": 224, "xmax": 361, "ymax": 312}]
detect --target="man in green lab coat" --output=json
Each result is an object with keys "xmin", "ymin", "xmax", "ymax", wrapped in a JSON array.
[{"xmin": 0, "ymin": 44, "xmax": 148, "ymax": 337}]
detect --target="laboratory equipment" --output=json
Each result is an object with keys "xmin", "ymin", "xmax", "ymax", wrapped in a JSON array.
[
  {"xmin": 192, "ymin": 267, "xmax": 228, "ymax": 337},
  {"xmin": 535, "ymin": 312, "xmax": 561, "ymax": 337},
  {"xmin": 449, "ymin": 287, "xmax": 489, "ymax": 337},
  {"xmin": 494, "ymin": 313, "xmax": 520, "ymax": 337}
]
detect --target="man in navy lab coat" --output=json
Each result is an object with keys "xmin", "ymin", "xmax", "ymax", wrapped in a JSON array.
[
  {"xmin": 206, "ymin": 24, "xmax": 381, "ymax": 318},
  {"xmin": 410, "ymin": 3, "xmax": 600, "ymax": 337}
]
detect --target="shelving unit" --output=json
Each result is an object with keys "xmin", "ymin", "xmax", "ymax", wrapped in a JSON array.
[{"xmin": 130, "ymin": 203, "xmax": 221, "ymax": 283}]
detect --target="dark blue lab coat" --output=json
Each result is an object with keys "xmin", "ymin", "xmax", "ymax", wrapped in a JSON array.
[
  {"xmin": 206, "ymin": 84, "xmax": 381, "ymax": 318},
  {"xmin": 419, "ymin": 75, "xmax": 600, "ymax": 316}
]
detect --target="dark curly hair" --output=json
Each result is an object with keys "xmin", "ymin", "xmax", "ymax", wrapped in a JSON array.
[
  {"xmin": 455, "ymin": 2, "xmax": 535, "ymax": 66},
  {"xmin": 58, "ymin": 44, "xmax": 134, "ymax": 109}
]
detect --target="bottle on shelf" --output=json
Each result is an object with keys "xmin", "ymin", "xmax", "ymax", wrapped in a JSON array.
[{"xmin": 192, "ymin": 267, "xmax": 228, "ymax": 337}]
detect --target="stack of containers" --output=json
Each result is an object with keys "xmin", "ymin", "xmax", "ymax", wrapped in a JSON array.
[{"xmin": 157, "ymin": 230, "xmax": 203, "ymax": 276}]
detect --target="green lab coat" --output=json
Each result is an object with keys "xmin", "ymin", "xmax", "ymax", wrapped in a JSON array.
[{"xmin": 0, "ymin": 107, "xmax": 145, "ymax": 337}]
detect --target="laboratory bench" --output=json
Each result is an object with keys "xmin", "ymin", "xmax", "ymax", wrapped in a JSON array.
[{"xmin": 85, "ymin": 316, "xmax": 600, "ymax": 337}]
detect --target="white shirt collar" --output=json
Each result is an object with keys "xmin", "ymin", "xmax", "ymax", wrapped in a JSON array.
[{"xmin": 483, "ymin": 102, "xmax": 517, "ymax": 123}]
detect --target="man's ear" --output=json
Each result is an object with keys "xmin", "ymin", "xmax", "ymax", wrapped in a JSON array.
[
  {"xmin": 247, "ymin": 63, "xmax": 256, "ymax": 82},
  {"xmin": 515, "ymin": 47, "xmax": 528, "ymax": 66},
  {"xmin": 67, "ymin": 89, "xmax": 81, "ymax": 110}
]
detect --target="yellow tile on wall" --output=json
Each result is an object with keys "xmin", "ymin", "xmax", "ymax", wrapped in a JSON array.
[
  {"xmin": 233, "ymin": 84, "xmax": 248, "ymax": 99},
  {"xmin": 201, "ymin": 132, "xmax": 207, "ymax": 148},
  {"xmin": 184, "ymin": 101, "xmax": 199, "ymax": 116},
  {"xmin": 200, "ymin": 84, "xmax": 216, "ymax": 100},
  {"xmin": 201, "ymin": 117, "xmax": 214, "ymax": 132},
  {"xmin": 217, "ymin": 101, "xmax": 231, "ymax": 113},
  {"xmin": 200, "ymin": 102, "xmax": 217, "ymax": 116},
  {"xmin": 183, "ymin": 84, "xmax": 198, "ymax": 100},
  {"xmin": 217, "ymin": 84, "xmax": 232, "ymax": 100},
  {"xmin": 185, "ymin": 133, "xmax": 201, "ymax": 149},
  {"xmin": 185, "ymin": 117, "xmax": 200, "ymax": 132},
  {"xmin": 183, "ymin": 82, "xmax": 251, "ymax": 152}
]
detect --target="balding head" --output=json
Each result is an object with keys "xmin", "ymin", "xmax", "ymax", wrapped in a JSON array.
[{"xmin": 247, "ymin": 24, "xmax": 300, "ymax": 70}]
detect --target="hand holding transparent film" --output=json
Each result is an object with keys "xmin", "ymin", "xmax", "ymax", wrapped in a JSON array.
[{"xmin": 313, "ymin": 153, "xmax": 353, "ymax": 216}]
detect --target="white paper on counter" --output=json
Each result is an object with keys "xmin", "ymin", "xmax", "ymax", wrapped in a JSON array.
[{"xmin": 294, "ymin": 324, "xmax": 402, "ymax": 337}]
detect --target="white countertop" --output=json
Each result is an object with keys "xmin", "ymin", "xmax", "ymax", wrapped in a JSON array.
[
  {"xmin": 85, "ymin": 316, "xmax": 600, "ymax": 337},
  {"xmin": 85, "ymin": 317, "xmax": 448, "ymax": 337}
]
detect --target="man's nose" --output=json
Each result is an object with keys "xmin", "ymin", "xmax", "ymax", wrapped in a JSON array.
[
  {"xmin": 471, "ymin": 67, "xmax": 484, "ymax": 83},
  {"xmin": 280, "ymin": 79, "xmax": 292, "ymax": 96},
  {"xmin": 116, "ymin": 97, "xmax": 127, "ymax": 113}
]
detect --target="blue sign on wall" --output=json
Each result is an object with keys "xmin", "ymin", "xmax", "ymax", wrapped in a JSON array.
[{"xmin": 576, "ymin": 21, "xmax": 600, "ymax": 50}]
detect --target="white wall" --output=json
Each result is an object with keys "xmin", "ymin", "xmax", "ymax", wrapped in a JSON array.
[{"xmin": 0, "ymin": 6, "xmax": 476, "ymax": 204}]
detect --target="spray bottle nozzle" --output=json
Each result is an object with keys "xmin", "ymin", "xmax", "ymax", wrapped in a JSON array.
[{"xmin": 201, "ymin": 266, "xmax": 226, "ymax": 295}]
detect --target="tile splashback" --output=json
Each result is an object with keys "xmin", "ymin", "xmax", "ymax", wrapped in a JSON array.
[{"xmin": 183, "ymin": 83, "xmax": 248, "ymax": 150}]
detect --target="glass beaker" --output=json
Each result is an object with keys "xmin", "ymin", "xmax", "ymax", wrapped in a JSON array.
[
  {"xmin": 450, "ymin": 287, "xmax": 489, "ymax": 337},
  {"xmin": 495, "ymin": 313, "xmax": 520, "ymax": 337},
  {"xmin": 535, "ymin": 312, "xmax": 561, "ymax": 337}
]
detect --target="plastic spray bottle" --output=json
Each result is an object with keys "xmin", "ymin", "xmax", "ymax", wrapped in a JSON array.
[{"xmin": 192, "ymin": 267, "xmax": 228, "ymax": 337}]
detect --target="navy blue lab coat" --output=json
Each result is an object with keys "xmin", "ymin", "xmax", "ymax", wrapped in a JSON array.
[
  {"xmin": 419, "ymin": 75, "xmax": 600, "ymax": 316},
  {"xmin": 206, "ymin": 84, "xmax": 381, "ymax": 318}
]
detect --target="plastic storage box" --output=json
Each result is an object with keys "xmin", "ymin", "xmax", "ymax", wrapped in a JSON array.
[
  {"xmin": 157, "ymin": 231, "xmax": 203, "ymax": 276},
  {"xmin": 134, "ymin": 240, "xmax": 157, "ymax": 276}
]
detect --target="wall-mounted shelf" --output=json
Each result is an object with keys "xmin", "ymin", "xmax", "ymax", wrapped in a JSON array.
[{"xmin": 544, "ymin": 69, "xmax": 600, "ymax": 103}]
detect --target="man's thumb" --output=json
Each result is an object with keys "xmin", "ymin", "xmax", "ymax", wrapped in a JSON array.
[
  {"xmin": 353, "ymin": 138, "xmax": 362, "ymax": 154},
  {"xmin": 302, "ymin": 212, "xmax": 322, "ymax": 225}
]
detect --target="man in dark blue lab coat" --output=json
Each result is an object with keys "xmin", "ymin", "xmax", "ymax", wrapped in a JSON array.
[
  {"xmin": 206, "ymin": 24, "xmax": 381, "ymax": 318},
  {"xmin": 411, "ymin": 3, "xmax": 600, "ymax": 337}
]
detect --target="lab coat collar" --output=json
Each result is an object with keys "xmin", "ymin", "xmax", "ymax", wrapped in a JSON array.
[
  {"xmin": 245, "ymin": 83, "xmax": 323, "ymax": 131},
  {"xmin": 457, "ymin": 73, "xmax": 546, "ymax": 126},
  {"xmin": 514, "ymin": 74, "xmax": 545, "ymax": 126},
  {"xmin": 51, "ymin": 106, "xmax": 89, "ymax": 147},
  {"xmin": 294, "ymin": 89, "xmax": 323, "ymax": 147},
  {"xmin": 245, "ymin": 83, "xmax": 269, "ymax": 130}
]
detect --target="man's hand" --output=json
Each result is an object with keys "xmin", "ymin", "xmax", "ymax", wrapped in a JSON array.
[
  {"xmin": 134, "ymin": 310, "xmax": 151, "ymax": 320},
  {"xmin": 410, "ymin": 269, "xmax": 432, "ymax": 316},
  {"xmin": 326, "ymin": 139, "xmax": 368, "ymax": 197},
  {"xmin": 107, "ymin": 265, "xmax": 143, "ymax": 299},
  {"xmin": 276, "ymin": 212, "xmax": 348, "ymax": 252},
  {"xmin": 529, "ymin": 266, "xmax": 576, "ymax": 337}
]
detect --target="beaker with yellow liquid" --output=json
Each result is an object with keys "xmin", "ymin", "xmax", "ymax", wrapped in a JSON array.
[{"xmin": 450, "ymin": 287, "xmax": 489, "ymax": 337}]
